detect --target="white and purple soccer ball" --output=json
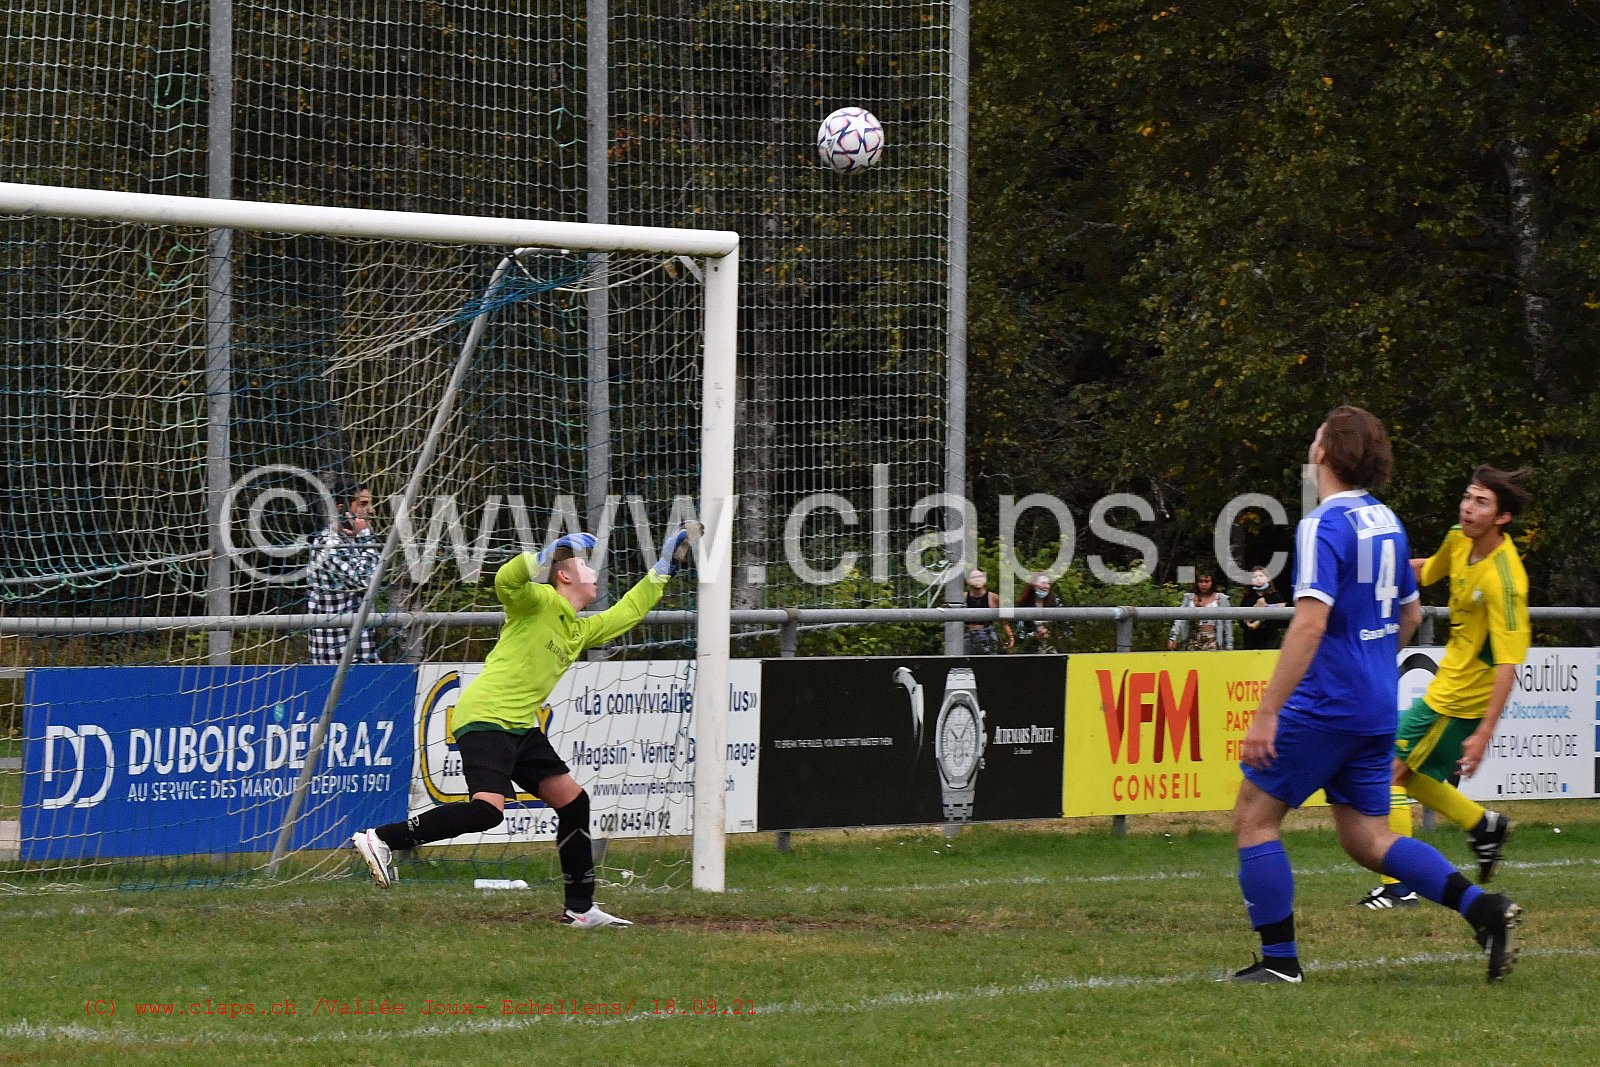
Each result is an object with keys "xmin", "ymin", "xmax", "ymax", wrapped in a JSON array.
[{"xmin": 816, "ymin": 107, "xmax": 884, "ymax": 173}]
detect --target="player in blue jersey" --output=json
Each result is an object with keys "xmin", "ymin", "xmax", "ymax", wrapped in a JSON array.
[{"xmin": 1224, "ymin": 407, "xmax": 1521, "ymax": 984}]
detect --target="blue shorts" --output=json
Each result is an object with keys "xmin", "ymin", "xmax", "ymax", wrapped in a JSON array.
[{"xmin": 1241, "ymin": 714, "xmax": 1393, "ymax": 816}]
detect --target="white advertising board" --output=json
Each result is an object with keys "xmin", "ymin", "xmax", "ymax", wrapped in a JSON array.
[
  {"xmin": 1398, "ymin": 648, "xmax": 1598, "ymax": 801},
  {"xmin": 411, "ymin": 660, "xmax": 761, "ymax": 842}
]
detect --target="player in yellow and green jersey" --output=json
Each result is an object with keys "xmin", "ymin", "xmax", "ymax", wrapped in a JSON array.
[
  {"xmin": 1358, "ymin": 466, "xmax": 1532, "ymax": 910},
  {"xmin": 352, "ymin": 524, "xmax": 697, "ymax": 928}
]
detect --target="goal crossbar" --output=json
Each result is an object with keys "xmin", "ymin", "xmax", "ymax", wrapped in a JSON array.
[{"xmin": 0, "ymin": 182, "xmax": 739, "ymax": 258}]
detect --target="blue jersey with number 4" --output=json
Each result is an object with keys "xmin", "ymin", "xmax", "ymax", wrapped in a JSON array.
[{"xmin": 1284, "ymin": 490, "xmax": 1419, "ymax": 735}]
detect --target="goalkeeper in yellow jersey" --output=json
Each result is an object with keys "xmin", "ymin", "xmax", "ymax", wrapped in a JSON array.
[
  {"xmin": 352, "ymin": 525, "xmax": 696, "ymax": 928},
  {"xmin": 1358, "ymin": 466, "xmax": 1532, "ymax": 910}
]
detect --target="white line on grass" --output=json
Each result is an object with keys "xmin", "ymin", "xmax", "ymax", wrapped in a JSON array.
[
  {"xmin": 761, "ymin": 946, "xmax": 1600, "ymax": 1013},
  {"xmin": 756, "ymin": 855, "xmax": 1599, "ymax": 896},
  {"xmin": 4, "ymin": 856, "xmax": 1594, "ymax": 921},
  {"xmin": 6, "ymin": 946, "xmax": 1597, "ymax": 1046}
]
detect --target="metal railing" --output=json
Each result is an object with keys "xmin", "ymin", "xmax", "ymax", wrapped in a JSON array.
[{"xmin": 5, "ymin": 605, "xmax": 1599, "ymax": 655}]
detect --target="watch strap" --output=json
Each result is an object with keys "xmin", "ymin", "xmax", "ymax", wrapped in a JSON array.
[{"xmin": 942, "ymin": 786, "xmax": 974, "ymax": 823}]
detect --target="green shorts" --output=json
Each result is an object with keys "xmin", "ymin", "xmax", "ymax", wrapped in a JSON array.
[{"xmin": 1393, "ymin": 697, "xmax": 1480, "ymax": 782}]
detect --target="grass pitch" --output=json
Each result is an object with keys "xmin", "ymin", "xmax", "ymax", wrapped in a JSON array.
[{"xmin": 3, "ymin": 801, "xmax": 1597, "ymax": 1066}]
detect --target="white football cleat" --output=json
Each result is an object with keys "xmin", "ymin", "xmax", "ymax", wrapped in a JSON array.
[
  {"xmin": 351, "ymin": 829, "xmax": 393, "ymax": 888},
  {"xmin": 560, "ymin": 904, "xmax": 634, "ymax": 928}
]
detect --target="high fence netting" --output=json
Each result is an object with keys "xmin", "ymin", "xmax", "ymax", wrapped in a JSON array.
[{"xmin": 1, "ymin": 0, "xmax": 955, "ymax": 617}]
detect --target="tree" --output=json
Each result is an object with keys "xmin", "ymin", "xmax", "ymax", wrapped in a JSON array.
[{"xmin": 969, "ymin": 1, "xmax": 1600, "ymax": 631}]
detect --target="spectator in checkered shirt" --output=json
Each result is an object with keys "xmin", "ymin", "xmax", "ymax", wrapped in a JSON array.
[{"xmin": 307, "ymin": 480, "xmax": 382, "ymax": 664}]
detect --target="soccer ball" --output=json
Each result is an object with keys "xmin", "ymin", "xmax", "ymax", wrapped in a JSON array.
[{"xmin": 816, "ymin": 107, "xmax": 884, "ymax": 173}]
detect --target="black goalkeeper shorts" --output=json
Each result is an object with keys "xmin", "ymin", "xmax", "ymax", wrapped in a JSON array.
[{"xmin": 455, "ymin": 727, "xmax": 572, "ymax": 799}]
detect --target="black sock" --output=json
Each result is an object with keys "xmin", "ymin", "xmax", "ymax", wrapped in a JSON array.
[
  {"xmin": 1255, "ymin": 915, "xmax": 1296, "ymax": 959},
  {"xmin": 378, "ymin": 799, "xmax": 502, "ymax": 850},
  {"xmin": 1463, "ymin": 888, "xmax": 1502, "ymax": 926},
  {"xmin": 1441, "ymin": 871, "xmax": 1472, "ymax": 912},
  {"xmin": 556, "ymin": 791, "xmax": 594, "ymax": 913}
]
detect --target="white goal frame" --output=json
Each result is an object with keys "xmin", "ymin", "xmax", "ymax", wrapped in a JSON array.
[{"xmin": 0, "ymin": 182, "xmax": 739, "ymax": 893}]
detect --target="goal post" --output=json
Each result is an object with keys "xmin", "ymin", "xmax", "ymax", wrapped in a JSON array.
[
  {"xmin": 0, "ymin": 181, "xmax": 737, "ymax": 893},
  {"xmin": 692, "ymin": 251, "xmax": 737, "ymax": 894}
]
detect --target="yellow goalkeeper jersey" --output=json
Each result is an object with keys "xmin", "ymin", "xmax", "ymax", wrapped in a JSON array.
[
  {"xmin": 1418, "ymin": 526, "xmax": 1530, "ymax": 719},
  {"xmin": 452, "ymin": 552, "xmax": 667, "ymax": 736}
]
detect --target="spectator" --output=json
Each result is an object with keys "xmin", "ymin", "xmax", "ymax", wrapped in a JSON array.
[
  {"xmin": 1016, "ymin": 572, "xmax": 1067, "ymax": 652},
  {"xmin": 962, "ymin": 568, "xmax": 1013, "ymax": 654},
  {"xmin": 307, "ymin": 479, "xmax": 382, "ymax": 664},
  {"xmin": 1167, "ymin": 571, "xmax": 1233, "ymax": 651},
  {"xmin": 1238, "ymin": 566, "xmax": 1288, "ymax": 650}
]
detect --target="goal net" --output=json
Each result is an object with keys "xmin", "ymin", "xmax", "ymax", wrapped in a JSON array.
[{"xmin": 0, "ymin": 183, "xmax": 737, "ymax": 896}]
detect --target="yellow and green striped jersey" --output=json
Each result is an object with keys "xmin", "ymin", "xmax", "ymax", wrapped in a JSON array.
[
  {"xmin": 1418, "ymin": 526, "xmax": 1530, "ymax": 719},
  {"xmin": 452, "ymin": 552, "xmax": 668, "ymax": 735}
]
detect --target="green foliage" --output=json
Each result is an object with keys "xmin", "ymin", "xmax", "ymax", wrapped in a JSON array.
[
  {"xmin": 795, "ymin": 573, "xmax": 946, "ymax": 658},
  {"xmin": 969, "ymin": 1, "xmax": 1600, "ymax": 633},
  {"xmin": 754, "ymin": 535, "xmax": 1184, "ymax": 656}
]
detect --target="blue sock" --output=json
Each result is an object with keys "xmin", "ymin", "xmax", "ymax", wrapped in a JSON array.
[
  {"xmin": 1239, "ymin": 841, "xmax": 1297, "ymax": 958},
  {"xmin": 1382, "ymin": 836, "xmax": 1481, "ymax": 914}
]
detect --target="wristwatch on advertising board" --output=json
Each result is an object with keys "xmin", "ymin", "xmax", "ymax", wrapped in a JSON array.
[{"xmin": 934, "ymin": 667, "xmax": 985, "ymax": 822}]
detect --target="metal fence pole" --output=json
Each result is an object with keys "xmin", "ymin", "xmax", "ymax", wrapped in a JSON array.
[
  {"xmin": 776, "ymin": 607, "xmax": 799, "ymax": 853},
  {"xmin": 204, "ymin": 0, "xmax": 235, "ymax": 666},
  {"xmin": 779, "ymin": 608, "xmax": 800, "ymax": 659},
  {"xmin": 586, "ymin": 0, "xmax": 612, "ymax": 612},
  {"xmin": 942, "ymin": 0, "xmax": 970, "ymax": 658}
]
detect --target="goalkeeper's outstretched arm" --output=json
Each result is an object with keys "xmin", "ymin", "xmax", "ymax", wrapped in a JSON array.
[{"xmin": 575, "ymin": 524, "xmax": 696, "ymax": 649}]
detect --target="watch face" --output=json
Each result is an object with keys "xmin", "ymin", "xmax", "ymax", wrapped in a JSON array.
[{"xmin": 938, "ymin": 702, "xmax": 981, "ymax": 779}]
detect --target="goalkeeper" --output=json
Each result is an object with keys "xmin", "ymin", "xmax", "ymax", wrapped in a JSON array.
[{"xmin": 353, "ymin": 525, "xmax": 695, "ymax": 928}]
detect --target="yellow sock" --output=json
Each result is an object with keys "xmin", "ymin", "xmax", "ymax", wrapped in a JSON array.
[
  {"xmin": 1404, "ymin": 773, "xmax": 1486, "ymax": 832},
  {"xmin": 1380, "ymin": 786, "xmax": 1412, "ymax": 885}
]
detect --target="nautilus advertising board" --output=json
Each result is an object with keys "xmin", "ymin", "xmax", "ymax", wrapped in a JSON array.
[
  {"xmin": 1399, "ymin": 647, "xmax": 1598, "ymax": 801},
  {"xmin": 757, "ymin": 656, "xmax": 1067, "ymax": 830},
  {"xmin": 21, "ymin": 665, "xmax": 413, "ymax": 860},
  {"xmin": 412, "ymin": 660, "xmax": 761, "ymax": 842}
]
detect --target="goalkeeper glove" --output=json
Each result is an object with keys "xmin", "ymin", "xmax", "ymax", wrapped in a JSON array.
[
  {"xmin": 535, "ymin": 532, "xmax": 597, "ymax": 581},
  {"xmin": 653, "ymin": 522, "xmax": 702, "ymax": 577}
]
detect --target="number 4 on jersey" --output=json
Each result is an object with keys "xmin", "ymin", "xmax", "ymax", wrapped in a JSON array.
[{"xmin": 1374, "ymin": 538, "xmax": 1397, "ymax": 618}]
